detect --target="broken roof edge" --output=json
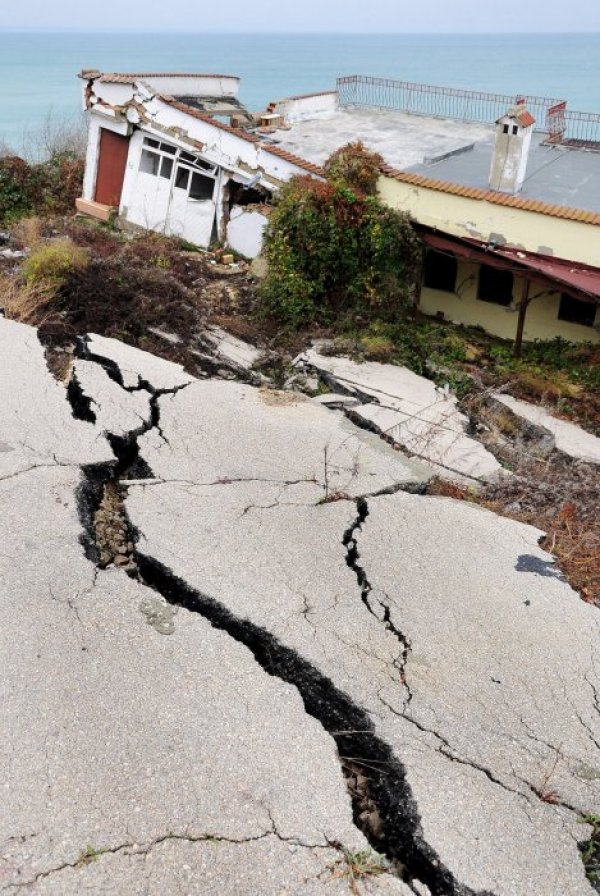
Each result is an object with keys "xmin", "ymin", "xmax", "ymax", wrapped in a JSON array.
[
  {"xmin": 158, "ymin": 95, "xmax": 326, "ymax": 177},
  {"xmin": 80, "ymin": 70, "xmax": 241, "ymax": 84},
  {"xmin": 269, "ymin": 90, "xmax": 338, "ymax": 103},
  {"xmin": 380, "ymin": 164, "xmax": 600, "ymax": 227},
  {"xmin": 417, "ymin": 225, "xmax": 600, "ymax": 301}
]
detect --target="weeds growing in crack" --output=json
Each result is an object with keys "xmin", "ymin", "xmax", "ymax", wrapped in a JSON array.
[
  {"xmin": 580, "ymin": 815, "xmax": 600, "ymax": 891},
  {"xmin": 325, "ymin": 848, "xmax": 392, "ymax": 895}
]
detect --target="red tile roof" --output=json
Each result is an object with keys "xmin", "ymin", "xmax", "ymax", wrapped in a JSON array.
[
  {"xmin": 515, "ymin": 110, "xmax": 536, "ymax": 128},
  {"xmin": 380, "ymin": 164, "xmax": 600, "ymax": 227},
  {"xmin": 420, "ymin": 228, "xmax": 600, "ymax": 299}
]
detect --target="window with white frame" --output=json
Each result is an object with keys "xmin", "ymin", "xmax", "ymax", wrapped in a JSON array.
[{"xmin": 139, "ymin": 136, "xmax": 217, "ymax": 201}]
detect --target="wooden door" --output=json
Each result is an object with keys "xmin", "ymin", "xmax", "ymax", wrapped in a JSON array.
[{"xmin": 94, "ymin": 129, "xmax": 129, "ymax": 207}]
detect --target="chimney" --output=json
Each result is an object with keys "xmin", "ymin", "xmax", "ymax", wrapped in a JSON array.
[{"xmin": 489, "ymin": 103, "xmax": 536, "ymax": 195}]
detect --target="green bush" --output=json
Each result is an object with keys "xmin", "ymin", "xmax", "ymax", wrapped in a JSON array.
[
  {"xmin": 260, "ymin": 151, "xmax": 422, "ymax": 328},
  {"xmin": 22, "ymin": 241, "xmax": 88, "ymax": 286}
]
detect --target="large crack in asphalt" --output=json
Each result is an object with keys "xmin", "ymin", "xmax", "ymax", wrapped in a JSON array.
[
  {"xmin": 343, "ymin": 498, "xmax": 414, "ymax": 710},
  {"xmin": 61, "ymin": 343, "xmax": 498, "ymax": 896}
]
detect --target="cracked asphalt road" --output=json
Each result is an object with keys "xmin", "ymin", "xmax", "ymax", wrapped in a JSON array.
[{"xmin": 0, "ymin": 319, "xmax": 598, "ymax": 895}]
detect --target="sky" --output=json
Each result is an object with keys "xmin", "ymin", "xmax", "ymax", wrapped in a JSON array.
[{"xmin": 4, "ymin": 0, "xmax": 600, "ymax": 33}]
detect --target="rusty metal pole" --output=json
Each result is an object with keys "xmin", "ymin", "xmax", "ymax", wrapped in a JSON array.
[{"xmin": 514, "ymin": 278, "xmax": 531, "ymax": 358}]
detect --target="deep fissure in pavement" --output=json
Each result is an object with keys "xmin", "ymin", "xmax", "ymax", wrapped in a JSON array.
[
  {"xmin": 343, "ymin": 499, "xmax": 413, "ymax": 704},
  {"xmin": 65, "ymin": 345, "xmax": 495, "ymax": 896}
]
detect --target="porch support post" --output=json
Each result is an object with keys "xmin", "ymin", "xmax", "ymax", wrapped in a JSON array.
[{"xmin": 514, "ymin": 278, "xmax": 531, "ymax": 358}]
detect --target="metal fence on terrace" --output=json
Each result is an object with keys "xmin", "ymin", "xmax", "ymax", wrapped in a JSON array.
[{"xmin": 337, "ymin": 75, "xmax": 600, "ymax": 148}]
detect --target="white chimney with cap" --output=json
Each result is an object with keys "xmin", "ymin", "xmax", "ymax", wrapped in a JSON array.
[{"xmin": 489, "ymin": 103, "xmax": 536, "ymax": 195}]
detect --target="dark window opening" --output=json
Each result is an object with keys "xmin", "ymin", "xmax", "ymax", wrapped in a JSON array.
[
  {"xmin": 175, "ymin": 167, "xmax": 190, "ymax": 190},
  {"xmin": 139, "ymin": 149, "xmax": 160, "ymax": 176},
  {"xmin": 558, "ymin": 294, "xmax": 596, "ymax": 327},
  {"xmin": 503, "ymin": 124, "xmax": 509, "ymax": 134},
  {"xmin": 512, "ymin": 125, "xmax": 519, "ymax": 135},
  {"xmin": 189, "ymin": 171, "xmax": 215, "ymax": 201},
  {"xmin": 477, "ymin": 265, "xmax": 513, "ymax": 306},
  {"xmin": 423, "ymin": 249, "xmax": 457, "ymax": 292},
  {"xmin": 160, "ymin": 156, "xmax": 174, "ymax": 179}
]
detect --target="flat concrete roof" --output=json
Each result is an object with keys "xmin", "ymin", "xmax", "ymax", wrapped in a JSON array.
[
  {"xmin": 408, "ymin": 139, "xmax": 600, "ymax": 214},
  {"xmin": 262, "ymin": 107, "xmax": 491, "ymax": 171},
  {"xmin": 262, "ymin": 106, "xmax": 600, "ymax": 214}
]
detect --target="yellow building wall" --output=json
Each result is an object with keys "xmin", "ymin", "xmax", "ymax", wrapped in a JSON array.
[
  {"xmin": 379, "ymin": 176, "xmax": 600, "ymax": 268},
  {"xmin": 419, "ymin": 260, "xmax": 599, "ymax": 344},
  {"xmin": 378, "ymin": 175, "xmax": 599, "ymax": 343}
]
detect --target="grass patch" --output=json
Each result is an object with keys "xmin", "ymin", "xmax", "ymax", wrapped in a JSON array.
[{"xmin": 328, "ymin": 848, "xmax": 391, "ymax": 894}]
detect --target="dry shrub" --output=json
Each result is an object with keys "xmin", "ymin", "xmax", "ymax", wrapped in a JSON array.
[
  {"xmin": 512, "ymin": 369, "xmax": 582, "ymax": 402},
  {"xmin": 10, "ymin": 215, "xmax": 45, "ymax": 250},
  {"xmin": 20, "ymin": 111, "xmax": 88, "ymax": 164},
  {"xmin": 0, "ymin": 273, "xmax": 58, "ymax": 324},
  {"xmin": 64, "ymin": 219, "xmax": 123, "ymax": 258}
]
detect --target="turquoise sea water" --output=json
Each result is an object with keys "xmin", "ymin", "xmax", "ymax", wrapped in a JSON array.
[{"xmin": 1, "ymin": 32, "xmax": 600, "ymax": 150}]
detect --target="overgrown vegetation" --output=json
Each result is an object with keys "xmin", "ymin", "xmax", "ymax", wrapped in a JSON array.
[
  {"xmin": 260, "ymin": 144, "xmax": 421, "ymax": 328},
  {"xmin": 580, "ymin": 815, "xmax": 600, "ymax": 890},
  {"xmin": 0, "ymin": 154, "xmax": 84, "ymax": 224}
]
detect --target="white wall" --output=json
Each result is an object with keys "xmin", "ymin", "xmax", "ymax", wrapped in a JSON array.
[
  {"xmin": 141, "ymin": 75, "xmax": 240, "ymax": 98},
  {"xmin": 226, "ymin": 207, "xmax": 268, "ymax": 258},
  {"xmin": 269, "ymin": 92, "xmax": 338, "ymax": 124}
]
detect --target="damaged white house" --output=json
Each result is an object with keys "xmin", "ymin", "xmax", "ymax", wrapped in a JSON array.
[
  {"xmin": 77, "ymin": 70, "xmax": 600, "ymax": 343},
  {"xmin": 76, "ymin": 71, "xmax": 324, "ymax": 257}
]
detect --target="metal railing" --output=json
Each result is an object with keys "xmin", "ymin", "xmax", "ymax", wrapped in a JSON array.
[
  {"xmin": 559, "ymin": 110, "xmax": 600, "ymax": 147},
  {"xmin": 337, "ymin": 75, "xmax": 600, "ymax": 147}
]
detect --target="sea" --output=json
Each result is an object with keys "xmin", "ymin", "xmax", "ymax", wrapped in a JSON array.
[{"xmin": 1, "ymin": 31, "xmax": 600, "ymax": 152}]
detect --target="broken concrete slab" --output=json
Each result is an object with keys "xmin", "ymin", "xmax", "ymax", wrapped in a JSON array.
[
  {"xmin": 296, "ymin": 349, "xmax": 503, "ymax": 483},
  {"xmin": 0, "ymin": 318, "xmax": 114, "ymax": 478},
  {"xmin": 73, "ymin": 358, "xmax": 151, "ymax": 436},
  {"xmin": 494, "ymin": 392, "xmax": 600, "ymax": 464},
  {"xmin": 86, "ymin": 332, "xmax": 192, "ymax": 390},
  {"xmin": 313, "ymin": 392, "xmax": 361, "ymax": 409},
  {"xmin": 199, "ymin": 324, "xmax": 262, "ymax": 373},
  {"xmin": 137, "ymin": 379, "xmax": 431, "ymax": 498}
]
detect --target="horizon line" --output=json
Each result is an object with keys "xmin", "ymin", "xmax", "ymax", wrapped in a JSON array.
[{"xmin": 1, "ymin": 28, "xmax": 600, "ymax": 35}]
